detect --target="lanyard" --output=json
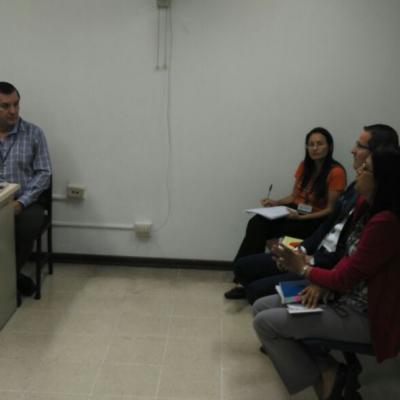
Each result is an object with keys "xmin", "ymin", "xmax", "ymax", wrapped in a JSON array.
[{"xmin": 0, "ymin": 134, "xmax": 17, "ymax": 166}]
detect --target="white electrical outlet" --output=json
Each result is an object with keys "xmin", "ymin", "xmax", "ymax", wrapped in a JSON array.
[
  {"xmin": 67, "ymin": 183, "xmax": 86, "ymax": 200},
  {"xmin": 134, "ymin": 221, "xmax": 152, "ymax": 238}
]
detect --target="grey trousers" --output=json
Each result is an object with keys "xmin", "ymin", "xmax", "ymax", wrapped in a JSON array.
[{"xmin": 252, "ymin": 294, "xmax": 370, "ymax": 395}]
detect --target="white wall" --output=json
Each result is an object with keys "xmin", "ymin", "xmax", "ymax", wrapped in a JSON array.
[{"xmin": 1, "ymin": 0, "xmax": 400, "ymax": 260}]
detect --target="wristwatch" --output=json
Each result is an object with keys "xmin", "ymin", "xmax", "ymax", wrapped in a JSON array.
[{"xmin": 300, "ymin": 264, "xmax": 311, "ymax": 277}]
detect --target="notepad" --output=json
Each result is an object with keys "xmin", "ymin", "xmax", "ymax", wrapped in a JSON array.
[
  {"xmin": 245, "ymin": 206, "xmax": 290, "ymax": 220},
  {"xmin": 281, "ymin": 236, "xmax": 303, "ymax": 250},
  {"xmin": 276, "ymin": 280, "xmax": 308, "ymax": 304},
  {"xmin": 287, "ymin": 304, "xmax": 323, "ymax": 314}
]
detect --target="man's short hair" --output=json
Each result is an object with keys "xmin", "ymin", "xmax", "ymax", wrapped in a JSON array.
[
  {"xmin": 0, "ymin": 82, "xmax": 20, "ymax": 98},
  {"xmin": 364, "ymin": 124, "xmax": 399, "ymax": 151}
]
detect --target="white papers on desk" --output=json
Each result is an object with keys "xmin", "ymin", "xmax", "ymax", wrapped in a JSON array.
[{"xmin": 246, "ymin": 206, "xmax": 290, "ymax": 220}]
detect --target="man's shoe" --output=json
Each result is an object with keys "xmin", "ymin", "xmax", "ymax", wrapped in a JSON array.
[
  {"xmin": 224, "ymin": 286, "xmax": 246, "ymax": 299},
  {"xmin": 17, "ymin": 274, "xmax": 36, "ymax": 297}
]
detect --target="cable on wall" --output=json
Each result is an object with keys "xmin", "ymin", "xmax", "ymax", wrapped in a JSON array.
[
  {"xmin": 153, "ymin": 0, "xmax": 173, "ymax": 232},
  {"xmin": 156, "ymin": 0, "xmax": 171, "ymax": 70}
]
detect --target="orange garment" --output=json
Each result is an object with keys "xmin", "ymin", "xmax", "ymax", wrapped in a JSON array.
[{"xmin": 292, "ymin": 161, "xmax": 346, "ymax": 212}]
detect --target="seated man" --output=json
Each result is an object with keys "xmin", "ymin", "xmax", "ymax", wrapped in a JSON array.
[{"xmin": 0, "ymin": 82, "xmax": 52, "ymax": 296}]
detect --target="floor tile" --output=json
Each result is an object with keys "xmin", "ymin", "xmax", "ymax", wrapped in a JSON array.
[
  {"xmin": 171, "ymin": 294, "xmax": 222, "ymax": 318},
  {"xmin": 116, "ymin": 313, "xmax": 170, "ymax": 337},
  {"xmin": 23, "ymin": 393, "xmax": 87, "ymax": 400},
  {"xmin": 164, "ymin": 337, "xmax": 221, "ymax": 368},
  {"xmin": 26, "ymin": 360, "xmax": 99, "ymax": 394},
  {"xmin": 158, "ymin": 363, "xmax": 221, "ymax": 399},
  {"xmin": 3, "ymin": 308, "xmax": 66, "ymax": 334},
  {"xmin": 0, "ymin": 358, "xmax": 35, "ymax": 390},
  {"xmin": 221, "ymin": 340, "xmax": 268, "ymax": 370},
  {"xmin": 222, "ymin": 311, "xmax": 259, "ymax": 344},
  {"xmin": 121, "ymin": 293, "xmax": 174, "ymax": 316},
  {"xmin": 168, "ymin": 316, "xmax": 221, "ymax": 341},
  {"xmin": 59, "ymin": 311, "xmax": 120, "ymax": 336},
  {"xmin": 0, "ymin": 391, "xmax": 25, "ymax": 399},
  {"xmin": 39, "ymin": 333, "xmax": 110, "ymax": 363},
  {"xmin": 93, "ymin": 363, "xmax": 160, "ymax": 397},
  {"xmin": 222, "ymin": 367, "xmax": 287, "ymax": 400},
  {"xmin": 105, "ymin": 335, "xmax": 166, "ymax": 365},
  {"xmin": 0, "ymin": 332, "xmax": 53, "ymax": 361}
]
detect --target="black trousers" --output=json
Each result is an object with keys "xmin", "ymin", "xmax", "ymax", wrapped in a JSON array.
[
  {"xmin": 14, "ymin": 202, "xmax": 45, "ymax": 272},
  {"xmin": 234, "ymin": 213, "xmax": 324, "ymax": 261},
  {"xmin": 233, "ymin": 253, "xmax": 299, "ymax": 304}
]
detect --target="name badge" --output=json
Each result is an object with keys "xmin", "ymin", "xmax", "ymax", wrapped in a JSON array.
[{"xmin": 297, "ymin": 203, "xmax": 312, "ymax": 214}]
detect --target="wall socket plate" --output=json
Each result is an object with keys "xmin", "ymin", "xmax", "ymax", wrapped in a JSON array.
[
  {"xmin": 67, "ymin": 183, "xmax": 86, "ymax": 200},
  {"xmin": 134, "ymin": 221, "xmax": 152, "ymax": 238}
]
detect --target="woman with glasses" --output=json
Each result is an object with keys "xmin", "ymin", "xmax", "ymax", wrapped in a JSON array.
[
  {"xmin": 253, "ymin": 147, "xmax": 400, "ymax": 400},
  {"xmin": 225, "ymin": 127, "xmax": 346, "ymax": 299}
]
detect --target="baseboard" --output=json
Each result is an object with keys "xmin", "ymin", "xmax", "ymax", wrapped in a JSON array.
[{"xmin": 52, "ymin": 253, "xmax": 232, "ymax": 271}]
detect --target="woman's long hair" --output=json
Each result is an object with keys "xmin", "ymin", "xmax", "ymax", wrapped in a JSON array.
[
  {"xmin": 369, "ymin": 147, "xmax": 400, "ymax": 219},
  {"xmin": 301, "ymin": 127, "xmax": 344, "ymax": 201}
]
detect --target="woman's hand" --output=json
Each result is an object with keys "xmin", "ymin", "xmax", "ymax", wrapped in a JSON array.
[
  {"xmin": 299, "ymin": 284, "xmax": 324, "ymax": 308},
  {"xmin": 286, "ymin": 209, "xmax": 301, "ymax": 220},
  {"xmin": 265, "ymin": 239, "xmax": 279, "ymax": 252},
  {"xmin": 271, "ymin": 243, "xmax": 307, "ymax": 274},
  {"xmin": 260, "ymin": 198, "xmax": 278, "ymax": 207}
]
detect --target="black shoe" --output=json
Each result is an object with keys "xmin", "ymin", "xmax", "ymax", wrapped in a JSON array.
[
  {"xmin": 224, "ymin": 286, "xmax": 246, "ymax": 299},
  {"xmin": 17, "ymin": 274, "xmax": 36, "ymax": 297},
  {"xmin": 327, "ymin": 363, "xmax": 347, "ymax": 400}
]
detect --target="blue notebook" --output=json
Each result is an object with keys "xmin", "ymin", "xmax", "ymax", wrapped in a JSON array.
[{"xmin": 277, "ymin": 280, "xmax": 308, "ymax": 304}]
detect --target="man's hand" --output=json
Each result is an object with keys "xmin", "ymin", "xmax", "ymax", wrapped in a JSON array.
[
  {"xmin": 299, "ymin": 284, "xmax": 324, "ymax": 308},
  {"xmin": 12, "ymin": 201, "xmax": 23, "ymax": 215}
]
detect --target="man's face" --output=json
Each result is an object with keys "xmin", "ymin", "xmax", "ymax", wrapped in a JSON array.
[
  {"xmin": 0, "ymin": 91, "xmax": 20, "ymax": 131},
  {"xmin": 351, "ymin": 130, "xmax": 372, "ymax": 170}
]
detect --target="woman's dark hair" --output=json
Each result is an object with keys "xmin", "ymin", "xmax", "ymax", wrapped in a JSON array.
[
  {"xmin": 369, "ymin": 147, "xmax": 400, "ymax": 219},
  {"xmin": 301, "ymin": 127, "xmax": 344, "ymax": 200},
  {"xmin": 0, "ymin": 82, "xmax": 20, "ymax": 98}
]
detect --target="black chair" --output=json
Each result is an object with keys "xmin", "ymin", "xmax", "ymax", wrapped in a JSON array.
[
  {"xmin": 302, "ymin": 338, "xmax": 374, "ymax": 400},
  {"xmin": 33, "ymin": 177, "xmax": 53, "ymax": 300}
]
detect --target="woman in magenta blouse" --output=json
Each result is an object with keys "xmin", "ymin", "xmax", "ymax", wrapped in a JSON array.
[{"xmin": 253, "ymin": 147, "xmax": 400, "ymax": 400}]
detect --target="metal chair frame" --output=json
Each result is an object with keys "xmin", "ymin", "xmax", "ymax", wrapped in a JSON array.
[{"xmin": 302, "ymin": 338, "xmax": 374, "ymax": 400}]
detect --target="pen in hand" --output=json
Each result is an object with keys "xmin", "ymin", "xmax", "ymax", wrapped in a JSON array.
[
  {"xmin": 260, "ymin": 184, "xmax": 276, "ymax": 207},
  {"xmin": 267, "ymin": 184, "xmax": 273, "ymax": 199}
]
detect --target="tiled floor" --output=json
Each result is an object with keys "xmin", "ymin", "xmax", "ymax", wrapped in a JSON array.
[{"xmin": 0, "ymin": 265, "xmax": 398, "ymax": 400}]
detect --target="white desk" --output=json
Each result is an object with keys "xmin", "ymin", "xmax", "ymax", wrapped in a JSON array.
[{"xmin": 0, "ymin": 184, "xmax": 19, "ymax": 329}]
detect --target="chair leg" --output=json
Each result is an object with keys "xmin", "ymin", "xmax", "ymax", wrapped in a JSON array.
[
  {"xmin": 343, "ymin": 352, "xmax": 363, "ymax": 400},
  {"xmin": 47, "ymin": 226, "xmax": 53, "ymax": 275},
  {"xmin": 35, "ymin": 237, "xmax": 42, "ymax": 300}
]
